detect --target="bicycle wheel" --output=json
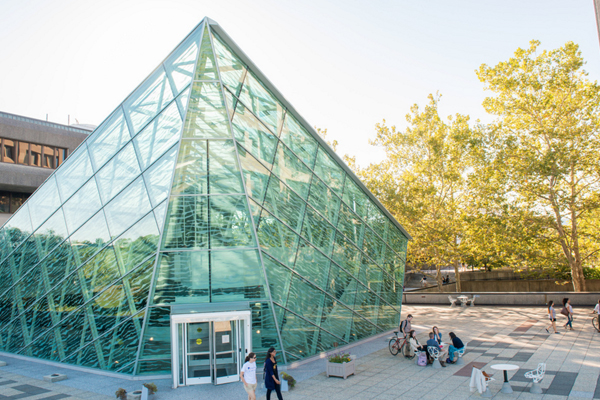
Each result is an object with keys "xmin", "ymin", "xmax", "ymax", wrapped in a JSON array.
[
  {"xmin": 389, "ymin": 338, "xmax": 400, "ymax": 356},
  {"xmin": 593, "ymin": 316, "xmax": 600, "ymax": 332}
]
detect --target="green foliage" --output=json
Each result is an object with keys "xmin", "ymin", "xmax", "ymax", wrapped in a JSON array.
[
  {"xmin": 115, "ymin": 388, "xmax": 127, "ymax": 400},
  {"xmin": 143, "ymin": 383, "xmax": 158, "ymax": 394},
  {"xmin": 327, "ymin": 352, "xmax": 351, "ymax": 363},
  {"xmin": 281, "ymin": 372, "xmax": 296, "ymax": 388}
]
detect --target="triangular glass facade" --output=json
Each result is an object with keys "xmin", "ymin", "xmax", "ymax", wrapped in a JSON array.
[{"xmin": 0, "ymin": 18, "xmax": 409, "ymax": 376}]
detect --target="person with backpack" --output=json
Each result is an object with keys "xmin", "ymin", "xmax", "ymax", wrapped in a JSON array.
[
  {"xmin": 407, "ymin": 330, "xmax": 428, "ymax": 366},
  {"xmin": 399, "ymin": 314, "xmax": 413, "ymax": 338},
  {"xmin": 240, "ymin": 352, "xmax": 257, "ymax": 400},
  {"xmin": 562, "ymin": 298, "xmax": 574, "ymax": 331},
  {"xmin": 264, "ymin": 347, "xmax": 283, "ymax": 400}
]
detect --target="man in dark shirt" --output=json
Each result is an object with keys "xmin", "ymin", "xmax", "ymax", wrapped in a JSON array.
[
  {"xmin": 426, "ymin": 332, "xmax": 448, "ymax": 362},
  {"xmin": 399, "ymin": 314, "xmax": 413, "ymax": 338}
]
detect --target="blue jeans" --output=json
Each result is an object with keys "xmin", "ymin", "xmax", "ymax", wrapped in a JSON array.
[{"xmin": 566, "ymin": 314, "xmax": 573, "ymax": 329}]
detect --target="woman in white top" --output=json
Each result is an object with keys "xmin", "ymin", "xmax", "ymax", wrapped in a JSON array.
[
  {"xmin": 546, "ymin": 300, "xmax": 560, "ymax": 334},
  {"xmin": 562, "ymin": 298, "xmax": 574, "ymax": 331},
  {"xmin": 240, "ymin": 352, "xmax": 257, "ymax": 400}
]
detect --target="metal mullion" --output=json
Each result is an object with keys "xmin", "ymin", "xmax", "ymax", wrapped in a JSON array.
[
  {"xmin": 154, "ymin": 246, "xmax": 259, "ymax": 254},
  {"xmin": 169, "ymin": 192, "xmax": 246, "ymax": 197},
  {"xmin": 132, "ymin": 19, "xmax": 206, "ymax": 379},
  {"xmin": 209, "ymin": 22, "xmax": 287, "ymax": 365}
]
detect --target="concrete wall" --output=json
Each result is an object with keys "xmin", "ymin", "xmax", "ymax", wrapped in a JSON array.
[
  {"xmin": 416, "ymin": 280, "xmax": 600, "ymax": 293},
  {"xmin": 403, "ymin": 291, "xmax": 600, "ymax": 306}
]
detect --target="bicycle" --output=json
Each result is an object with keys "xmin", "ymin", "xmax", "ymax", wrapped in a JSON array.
[
  {"xmin": 592, "ymin": 315, "xmax": 600, "ymax": 332},
  {"xmin": 388, "ymin": 331, "xmax": 415, "ymax": 359}
]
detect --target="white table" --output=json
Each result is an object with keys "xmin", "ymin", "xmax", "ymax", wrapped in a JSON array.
[
  {"xmin": 491, "ymin": 364, "xmax": 519, "ymax": 393},
  {"xmin": 457, "ymin": 295, "xmax": 469, "ymax": 307}
]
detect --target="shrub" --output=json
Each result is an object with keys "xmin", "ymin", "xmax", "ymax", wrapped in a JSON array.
[
  {"xmin": 115, "ymin": 388, "xmax": 127, "ymax": 400},
  {"xmin": 327, "ymin": 352, "xmax": 351, "ymax": 363},
  {"xmin": 281, "ymin": 372, "xmax": 296, "ymax": 389},
  {"xmin": 143, "ymin": 383, "xmax": 158, "ymax": 394}
]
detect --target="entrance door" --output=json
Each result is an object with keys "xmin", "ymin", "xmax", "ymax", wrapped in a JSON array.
[{"xmin": 171, "ymin": 311, "xmax": 251, "ymax": 387}]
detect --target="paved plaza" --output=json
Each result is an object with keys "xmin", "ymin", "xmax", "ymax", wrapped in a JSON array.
[{"xmin": 1, "ymin": 304, "xmax": 600, "ymax": 399}]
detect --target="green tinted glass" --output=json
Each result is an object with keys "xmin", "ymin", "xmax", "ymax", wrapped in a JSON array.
[
  {"xmin": 161, "ymin": 196, "xmax": 209, "ymax": 250},
  {"xmin": 301, "ymin": 206, "xmax": 335, "ymax": 256},
  {"xmin": 171, "ymin": 140, "xmax": 208, "ymax": 195},
  {"xmin": 209, "ymin": 195, "xmax": 256, "ymax": 248},
  {"xmin": 262, "ymin": 176, "xmax": 305, "ymax": 233},
  {"xmin": 271, "ymin": 144, "xmax": 311, "ymax": 200},
  {"xmin": 183, "ymin": 82, "xmax": 230, "ymax": 138},
  {"xmin": 208, "ymin": 140, "xmax": 244, "ymax": 194},
  {"xmin": 212, "ymin": 32, "xmax": 246, "ymax": 95},
  {"xmin": 262, "ymin": 253, "xmax": 292, "ymax": 306},
  {"xmin": 211, "ymin": 250, "xmax": 266, "ymax": 301},
  {"xmin": 232, "ymin": 101, "xmax": 278, "ymax": 168},
  {"xmin": 294, "ymin": 239, "xmax": 330, "ymax": 289},
  {"xmin": 256, "ymin": 210, "xmax": 300, "ymax": 268},
  {"xmin": 238, "ymin": 72, "xmax": 284, "ymax": 135},
  {"xmin": 152, "ymin": 252, "xmax": 209, "ymax": 304},
  {"xmin": 236, "ymin": 144, "xmax": 270, "ymax": 203},
  {"xmin": 279, "ymin": 113, "xmax": 318, "ymax": 168},
  {"xmin": 313, "ymin": 146, "xmax": 344, "ymax": 196},
  {"xmin": 194, "ymin": 25, "xmax": 219, "ymax": 80}
]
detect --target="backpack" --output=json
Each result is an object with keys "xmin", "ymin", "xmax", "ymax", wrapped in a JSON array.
[
  {"xmin": 399, "ymin": 320, "xmax": 408, "ymax": 334},
  {"xmin": 417, "ymin": 352, "xmax": 427, "ymax": 366}
]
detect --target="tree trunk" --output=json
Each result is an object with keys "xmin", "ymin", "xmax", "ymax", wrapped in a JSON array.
[
  {"xmin": 453, "ymin": 260, "xmax": 462, "ymax": 293},
  {"xmin": 436, "ymin": 264, "xmax": 443, "ymax": 292}
]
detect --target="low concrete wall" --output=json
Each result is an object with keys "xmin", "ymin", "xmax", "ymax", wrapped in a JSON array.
[
  {"xmin": 403, "ymin": 291, "xmax": 600, "ymax": 306},
  {"xmin": 416, "ymin": 280, "xmax": 600, "ymax": 293}
]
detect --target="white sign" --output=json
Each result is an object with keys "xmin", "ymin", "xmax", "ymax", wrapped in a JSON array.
[{"xmin": 222, "ymin": 335, "xmax": 230, "ymax": 344}]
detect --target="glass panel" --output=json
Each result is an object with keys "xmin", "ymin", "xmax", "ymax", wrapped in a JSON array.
[
  {"xmin": 170, "ymin": 140, "xmax": 207, "ymax": 195},
  {"xmin": 104, "ymin": 177, "xmax": 152, "ymax": 239},
  {"xmin": 209, "ymin": 195, "xmax": 256, "ymax": 248},
  {"xmin": 313, "ymin": 146, "xmax": 344, "ymax": 196},
  {"xmin": 139, "ymin": 306, "xmax": 171, "ymax": 360},
  {"xmin": 99, "ymin": 313, "xmax": 143, "ymax": 371},
  {"xmin": 381, "ymin": 273, "xmax": 400, "ymax": 310},
  {"xmin": 351, "ymin": 313, "xmax": 377, "ymax": 341},
  {"xmin": 183, "ymin": 81, "xmax": 230, "ymax": 138},
  {"xmin": 113, "ymin": 212, "xmax": 159, "ymax": 275},
  {"xmin": 16, "ymin": 265, "xmax": 44, "ymax": 313},
  {"xmin": 301, "ymin": 206, "xmax": 335, "ymax": 256},
  {"xmin": 247, "ymin": 198, "xmax": 262, "ymax": 227},
  {"xmin": 152, "ymin": 252, "xmax": 209, "ymax": 304},
  {"xmin": 231, "ymin": 102, "xmax": 277, "ymax": 168},
  {"xmin": 161, "ymin": 196, "xmax": 208, "ymax": 250},
  {"xmin": 279, "ymin": 113, "xmax": 318, "ymax": 168},
  {"xmin": 27, "ymin": 176, "xmax": 62, "ymax": 230},
  {"xmin": 294, "ymin": 239, "xmax": 330, "ymax": 289},
  {"xmin": 238, "ymin": 72, "xmax": 284, "ymax": 135},
  {"xmin": 69, "ymin": 210, "xmax": 111, "ymax": 266},
  {"xmin": 271, "ymin": 144, "xmax": 311, "ymax": 200},
  {"xmin": 164, "ymin": 24, "xmax": 202, "ymax": 94},
  {"xmin": 95, "ymin": 143, "xmax": 141, "ymax": 204},
  {"xmin": 124, "ymin": 68, "xmax": 175, "ymax": 135},
  {"xmin": 249, "ymin": 302, "xmax": 281, "ymax": 361},
  {"xmin": 143, "ymin": 145, "xmax": 178, "ymax": 208},
  {"xmin": 361, "ymin": 255, "xmax": 383, "ymax": 296},
  {"xmin": 123, "ymin": 258, "xmax": 155, "ymax": 313},
  {"xmin": 89, "ymin": 282, "xmax": 128, "ymax": 337},
  {"xmin": 308, "ymin": 175, "xmax": 341, "ymax": 225},
  {"xmin": 326, "ymin": 263, "xmax": 358, "ymax": 308},
  {"xmin": 133, "ymin": 100, "xmax": 182, "ymax": 170},
  {"xmin": 41, "ymin": 240, "xmax": 76, "ymax": 291},
  {"xmin": 224, "ymin": 88, "xmax": 237, "ymax": 119},
  {"xmin": 55, "ymin": 145, "xmax": 94, "ymax": 202},
  {"xmin": 0, "ymin": 203, "xmax": 33, "ymax": 257},
  {"xmin": 320, "ymin": 295, "xmax": 353, "ymax": 344},
  {"xmin": 62, "ymin": 178, "xmax": 103, "ymax": 235},
  {"xmin": 34, "ymin": 208, "xmax": 69, "ymax": 260},
  {"xmin": 337, "ymin": 202, "xmax": 364, "ymax": 247},
  {"xmin": 176, "ymin": 86, "xmax": 191, "ymax": 118},
  {"xmin": 262, "ymin": 176, "xmax": 305, "ymax": 233},
  {"xmin": 18, "ymin": 141, "xmax": 29, "ymax": 165},
  {"xmin": 194, "ymin": 25, "xmax": 218, "ymax": 80},
  {"xmin": 362, "ymin": 227, "xmax": 385, "ymax": 265},
  {"xmin": 331, "ymin": 233, "xmax": 361, "ymax": 278},
  {"xmin": 56, "ymin": 309, "xmax": 88, "ymax": 356},
  {"xmin": 86, "ymin": 109, "xmax": 131, "ymax": 171},
  {"xmin": 342, "ymin": 177, "xmax": 368, "ymax": 220},
  {"xmin": 237, "ymin": 144, "xmax": 270, "ymax": 204},
  {"xmin": 79, "ymin": 247, "xmax": 120, "ymax": 300},
  {"xmin": 208, "ymin": 140, "xmax": 243, "ymax": 194},
  {"xmin": 211, "ymin": 249, "xmax": 266, "ymax": 301},
  {"xmin": 262, "ymin": 253, "xmax": 291, "ymax": 307},
  {"xmin": 256, "ymin": 210, "xmax": 300, "ymax": 268},
  {"xmin": 153, "ymin": 200, "xmax": 168, "ymax": 231},
  {"xmin": 212, "ymin": 32, "xmax": 246, "ymax": 95},
  {"xmin": 353, "ymin": 283, "xmax": 379, "ymax": 325},
  {"xmin": 365, "ymin": 199, "xmax": 388, "ymax": 240},
  {"xmin": 30, "ymin": 144, "xmax": 41, "ymax": 167},
  {"xmin": 49, "ymin": 271, "xmax": 86, "ymax": 319}
]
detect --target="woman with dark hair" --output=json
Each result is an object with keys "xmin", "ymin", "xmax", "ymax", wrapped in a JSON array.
[
  {"xmin": 447, "ymin": 332, "xmax": 464, "ymax": 363},
  {"xmin": 546, "ymin": 300, "xmax": 560, "ymax": 334},
  {"xmin": 562, "ymin": 298, "xmax": 574, "ymax": 331},
  {"xmin": 264, "ymin": 347, "xmax": 283, "ymax": 400},
  {"xmin": 432, "ymin": 326, "xmax": 442, "ymax": 345},
  {"xmin": 241, "ymin": 352, "xmax": 257, "ymax": 400}
]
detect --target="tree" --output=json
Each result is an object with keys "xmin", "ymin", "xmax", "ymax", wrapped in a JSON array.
[
  {"xmin": 357, "ymin": 94, "xmax": 474, "ymax": 292},
  {"xmin": 477, "ymin": 41, "xmax": 600, "ymax": 291}
]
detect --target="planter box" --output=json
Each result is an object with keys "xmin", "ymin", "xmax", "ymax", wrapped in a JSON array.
[
  {"xmin": 281, "ymin": 379, "xmax": 289, "ymax": 391},
  {"xmin": 326, "ymin": 359, "xmax": 355, "ymax": 379}
]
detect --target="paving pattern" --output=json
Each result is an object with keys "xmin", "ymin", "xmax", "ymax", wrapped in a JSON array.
[{"xmin": 1, "ymin": 304, "xmax": 600, "ymax": 400}]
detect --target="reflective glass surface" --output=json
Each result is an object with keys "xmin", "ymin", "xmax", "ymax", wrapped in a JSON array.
[
  {"xmin": 86, "ymin": 110, "xmax": 131, "ymax": 171},
  {"xmin": 62, "ymin": 178, "xmax": 103, "ymax": 235},
  {"xmin": 95, "ymin": 143, "xmax": 141, "ymax": 204},
  {"xmin": 279, "ymin": 113, "xmax": 318, "ymax": 169},
  {"xmin": 237, "ymin": 144, "xmax": 270, "ymax": 203},
  {"xmin": 27, "ymin": 176, "xmax": 62, "ymax": 231},
  {"xmin": 212, "ymin": 32, "xmax": 246, "ymax": 95},
  {"xmin": 271, "ymin": 144, "xmax": 311, "ymax": 200},
  {"xmin": 143, "ymin": 145, "xmax": 178, "ymax": 208},
  {"xmin": 183, "ymin": 82, "xmax": 230, "ymax": 138},
  {"xmin": 238, "ymin": 71, "xmax": 284, "ymax": 135},
  {"xmin": 164, "ymin": 24, "xmax": 202, "ymax": 94},
  {"xmin": 195, "ymin": 25, "xmax": 218, "ymax": 80},
  {"xmin": 232, "ymin": 101, "xmax": 277, "ymax": 168},
  {"xmin": 55, "ymin": 145, "xmax": 94, "ymax": 202},
  {"xmin": 104, "ymin": 178, "xmax": 152, "ymax": 239}
]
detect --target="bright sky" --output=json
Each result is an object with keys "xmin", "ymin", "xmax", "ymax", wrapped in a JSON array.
[{"xmin": 0, "ymin": 0, "xmax": 598, "ymax": 166}]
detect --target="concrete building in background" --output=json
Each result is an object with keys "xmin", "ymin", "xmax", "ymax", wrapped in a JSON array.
[{"xmin": 0, "ymin": 111, "xmax": 92, "ymax": 225}]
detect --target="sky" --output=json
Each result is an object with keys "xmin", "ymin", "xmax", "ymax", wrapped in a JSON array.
[{"xmin": 0, "ymin": 0, "xmax": 598, "ymax": 167}]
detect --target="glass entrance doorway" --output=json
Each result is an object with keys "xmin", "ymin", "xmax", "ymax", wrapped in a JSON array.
[{"xmin": 171, "ymin": 311, "xmax": 251, "ymax": 387}]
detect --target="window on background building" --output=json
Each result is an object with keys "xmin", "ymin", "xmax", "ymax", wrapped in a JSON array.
[
  {"xmin": 0, "ymin": 191, "xmax": 8, "ymax": 213},
  {"xmin": 0, "ymin": 138, "xmax": 67, "ymax": 168}
]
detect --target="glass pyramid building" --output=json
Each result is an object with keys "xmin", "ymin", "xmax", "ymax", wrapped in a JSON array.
[{"xmin": 0, "ymin": 17, "xmax": 410, "ymax": 378}]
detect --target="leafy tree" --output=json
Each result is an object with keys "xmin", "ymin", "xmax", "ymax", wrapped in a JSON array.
[
  {"xmin": 477, "ymin": 41, "xmax": 600, "ymax": 291},
  {"xmin": 356, "ymin": 94, "xmax": 474, "ymax": 292}
]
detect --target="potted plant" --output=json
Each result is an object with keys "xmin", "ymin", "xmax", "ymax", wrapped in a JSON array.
[
  {"xmin": 142, "ymin": 383, "xmax": 157, "ymax": 399},
  {"xmin": 325, "ymin": 352, "xmax": 355, "ymax": 379},
  {"xmin": 280, "ymin": 372, "xmax": 296, "ymax": 391},
  {"xmin": 115, "ymin": 388, "xmax": 127, "ymax": 400}
]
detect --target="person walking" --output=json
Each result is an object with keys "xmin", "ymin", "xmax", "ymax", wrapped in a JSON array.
[
  {"xmin": 264, "ymin": 347, "xmax": 283, "ymax": 400},
  {"xmin": 240, "ymin": 352, "xmax": 257, "ymax": 400},
  {"xmin": 562, "ymin": 298, "xmax": 574, "ymax": 331},
  {"xmin": 546, "ymin": 300, "xmax": 560, "ymax": 334}
]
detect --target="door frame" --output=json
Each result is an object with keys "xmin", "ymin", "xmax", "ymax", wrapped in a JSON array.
[{"xmin": 171, "ymin": 311, "xmax": 251, "ymax": 388}]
